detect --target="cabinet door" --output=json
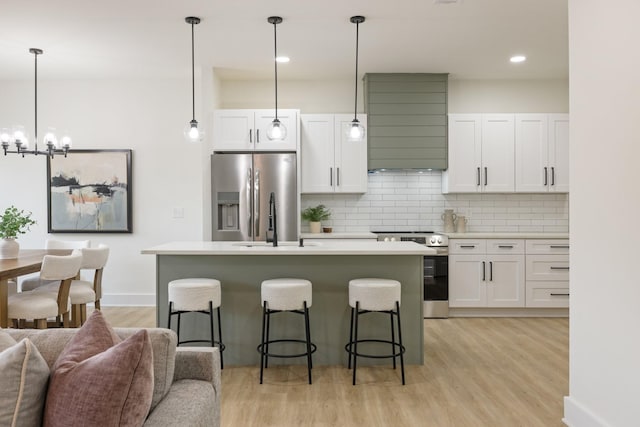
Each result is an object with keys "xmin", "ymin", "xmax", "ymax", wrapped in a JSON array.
[
  {"xmin": 481, "ymin": 115, "xmax": 515, "ymax": 192},
  {"xmin": 449, "ymin": 254, "xmax": 486, "ymax": 307},
  {"xmin": 548, "ymin": 114, "xmax": 569, "ymax": 192},
  {"xmin": 443, "ymin": 114, "xmax": 482, "ymax": 193},
  {"xmin": 213, "ymin": 110, "xmax": 254, "ymax": 151},
  {"xmin": 254, "ymin": 109, "xmax": 298, "ymax": 151},
  {"xmin": 486, "ymin": 254, "xmax": 525, "ymax": 307},
  {"xmin": 515, "ymin": 114, "xmax": 549, "ymax": 192},
  {"xmin": 334, "ymin": 114, "xmax": 368, "ymax": 193},
  {"xmin": 301, "ymin": 115, "xmax": 335, "ymax": 193}
]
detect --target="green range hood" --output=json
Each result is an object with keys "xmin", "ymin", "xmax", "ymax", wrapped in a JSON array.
[{"xmin": 364, "ymin": 73, "xmax": 448, "ymax": 170}]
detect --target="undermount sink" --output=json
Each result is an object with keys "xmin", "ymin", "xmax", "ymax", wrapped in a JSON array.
[{"xmin": 232, "ymin": 241, "xmax": 319, "ymax": 247}]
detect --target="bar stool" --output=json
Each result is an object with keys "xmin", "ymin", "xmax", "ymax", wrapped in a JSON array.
[
  {"xmin": 345, "ymin": 278, "xmax": 405, "ymax": 385},
  {"xmin": 258, "ymin": 278, "xmax": 316, "ymax": 384},
  {"xmin": 168, "ymin": 278, "xmax": 225, "ymax": 369}
]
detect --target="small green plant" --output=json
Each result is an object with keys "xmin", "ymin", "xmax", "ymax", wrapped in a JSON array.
[
  {"xmin": 0, "ymin": 206, "xmax": 37, "ymax": 239},
  {"xmin": 301, "ymin": 205, "xmax": 331, "ymax": 222}
]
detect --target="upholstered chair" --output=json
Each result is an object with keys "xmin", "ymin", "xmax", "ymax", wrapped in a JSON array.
[{"xmin": 21, "ymin": 239, "xmax": 90, "ymax": 292}]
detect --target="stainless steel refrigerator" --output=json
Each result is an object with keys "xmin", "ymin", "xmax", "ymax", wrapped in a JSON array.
[{"xmin": 211, "ymin": 152, "xmax": 298, "ymax": 242}]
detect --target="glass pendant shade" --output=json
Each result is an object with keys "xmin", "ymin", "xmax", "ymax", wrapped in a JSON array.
[
  {"xmin": 347, "ymin": 120, "xmax": 366, "ymax": 142},
  {"xmin": 12, "ymin": 126, "xmax": 29, "ymax": 148},
  {"xmin": 267, "ymin": 118, "xmax": 287, "ymax": 141},
  {"xmin": 184, "ymin": 119, "xmax": 204, "ymax": 143},
  {"xmin": 43, "ymin": 127, "xmax": 58, "ymax": 148},
  {"xmin": 60, "ymin": 133, "xmax": 72, "ymax": 149}
]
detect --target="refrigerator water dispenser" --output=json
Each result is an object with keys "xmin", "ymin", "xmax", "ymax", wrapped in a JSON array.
[{"xmin": 217, "ymin": 192, "xmax": 239, "ymax": 230}]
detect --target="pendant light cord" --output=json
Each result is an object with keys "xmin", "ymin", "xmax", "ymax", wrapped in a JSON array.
[
  {"xmin": 191, "ymin": 20, "xmax": 196, "ymax": 121},
  {"xmin": 353, "ymin": 19, "xmax": 360, "ymax": 122},
  {"xmin": 34, "ymin": 50, "xmax": 38, "ymax": 150},
  {"xmin": 273, "ymin": 21, "xmax": 279, "ymax": 121}
]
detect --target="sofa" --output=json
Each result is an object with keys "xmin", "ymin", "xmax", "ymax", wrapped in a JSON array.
[{"xmin": 5, "ymin": 327, "xmax": 221, "ymax": 427}]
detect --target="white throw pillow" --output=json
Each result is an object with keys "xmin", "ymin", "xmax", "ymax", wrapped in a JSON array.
[{"xmin": 0, "ymin": 332, "xmax": 50, "ymax": 427}]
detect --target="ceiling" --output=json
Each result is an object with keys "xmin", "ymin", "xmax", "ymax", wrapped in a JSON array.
[{"xmin": 0, "ymin": 0, "xmax": 568, "ymax": 81}]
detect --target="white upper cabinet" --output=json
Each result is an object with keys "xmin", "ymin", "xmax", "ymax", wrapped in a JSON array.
[
  {"xmin": 515, "ymin": 114, "xmax": 569, "ymax": 192},
  {"xmin": 443, "ymin": 114, "xmax": 514, "ymax": 193},
  {"xmin": 301, "ymin": 114, "xmax": 367, "ymax": 194},
  {"xmin": 213, "ymin": 109, "xmax": 298, "ymax": 151}
]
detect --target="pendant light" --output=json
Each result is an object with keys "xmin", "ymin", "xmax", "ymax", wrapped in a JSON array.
[
  {"xmin": 348, "ymin": 16, "xmax": 366, "ymax": 142},
  {"xmin": 1, "ymin": 48, "xmax": 72, "ymax": 158},
  {"xmin": 266, "ymin": 16, "xmax": 287, "ymax": 141},
  {"xmin": 184, "ymin": 16, "xmax": 204, "ymax": 143}
]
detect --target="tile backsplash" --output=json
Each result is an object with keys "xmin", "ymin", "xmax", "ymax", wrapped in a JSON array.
[{"xmin": 301, "ymin": 171, "xmax": 569, "ymax": 233}]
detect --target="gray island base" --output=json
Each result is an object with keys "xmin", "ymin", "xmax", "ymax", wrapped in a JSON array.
[{"xmin": 142, "ymin": 241, "xmax": 431, "ymax": 366}]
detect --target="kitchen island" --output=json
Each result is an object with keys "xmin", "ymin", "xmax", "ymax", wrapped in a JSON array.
[{"xmin": 142, "ymin": 240, "xmax": 433, "ymax": 366}]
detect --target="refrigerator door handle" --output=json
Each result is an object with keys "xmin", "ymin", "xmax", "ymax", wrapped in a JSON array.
[
  {"xmin": 247, "ymin": 168, "xmax": 253, "ymax": 237},
  {"xmin": 254, "ymin": 169, "xmax": 260, "ymax": 237}
]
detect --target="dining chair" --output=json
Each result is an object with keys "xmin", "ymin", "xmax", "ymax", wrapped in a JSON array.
[
  {"xmin": 8, "ymin": 251, "xmax": 83, "ymax": 328},
  {"xmin": 35, "ymin": 244, "xmax": 109, "ymax": 326},
  {"xmin": 21, "ymin": 239, "xmax": 90, "ymax": 291}
]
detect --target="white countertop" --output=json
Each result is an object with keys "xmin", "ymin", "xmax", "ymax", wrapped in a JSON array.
[
  {"xmin": 141, "ymin": 240, "xmax": 435, "ymax": 256},
  {"xmin": 445, "ymin": 232, "xmax": 569, "ymax": 239},
  {"xmin": 300, "ymin": 232, "xmax": 377, "ymax": 239}
]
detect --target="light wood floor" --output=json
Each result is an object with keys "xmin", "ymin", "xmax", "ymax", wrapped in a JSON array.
[{"xmin": 95, "ymin": 307, "xmax": 568, "ymax": 427}]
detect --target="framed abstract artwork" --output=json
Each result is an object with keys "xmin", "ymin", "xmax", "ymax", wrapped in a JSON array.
[{"xmin": 47, "ymin": 149, "xmax": 132, "ymax": 233}]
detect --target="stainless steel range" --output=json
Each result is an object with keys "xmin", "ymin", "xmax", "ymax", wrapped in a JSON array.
[{"xmin": 374, "ymin": 231, "xmax": 449, "ymax": 318}]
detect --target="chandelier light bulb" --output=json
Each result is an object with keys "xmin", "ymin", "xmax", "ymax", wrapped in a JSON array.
[
  {"xmin": 60, "ymin": 134, "xmax": 72, "ymax": 149},
  {"xmin": 43, "ymin": 128, "xmax": 58, "ymax": 148}
]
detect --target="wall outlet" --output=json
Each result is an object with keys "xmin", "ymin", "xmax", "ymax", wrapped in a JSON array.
[{"xmin": 172, "ymin": 207, "xmax": 184, "ymax": 219}]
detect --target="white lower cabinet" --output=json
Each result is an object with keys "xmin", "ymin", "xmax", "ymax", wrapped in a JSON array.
[
  {"xmin": 449, "ymin": 239, "xmax": 525, "ymax": 308},
  {"xmin": 525, "ymin": 240, "xmax": 570, "ymax": 307}
]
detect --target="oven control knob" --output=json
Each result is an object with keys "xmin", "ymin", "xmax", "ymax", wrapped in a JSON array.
[
  {"xmin": 384, "ymin": 237, "xmax": 390, "ymax": 242},
  {"xmin": 390, "ymin": 237, "xmax": 396, "ymax": 242},
  {"xmin": 429, "ymin": 237, "xmax": 436, "ymax": 244},
  {"xmin": 437, "ymin": 237, "xmax": 442, "ymax": 244}
]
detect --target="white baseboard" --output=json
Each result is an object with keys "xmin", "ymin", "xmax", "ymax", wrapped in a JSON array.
[
  {"xmin": 449, "ymin": 307, "xmax": 569, "ymax": 317},
  {"xmin": 99, "ymin": 293, "xmax": 156, "ymax": 307},
  {"xmin": 563, "ymin": 396, "xmax": 611, "ymax": 427}
]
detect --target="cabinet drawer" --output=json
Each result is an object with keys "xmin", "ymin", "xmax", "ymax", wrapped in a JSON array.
[
  {"xmin": 526, "ymin": 255, "xmax": 570, "ymax": 280},
  {"xmin": 449, "ymin": 239, "xmax": 487, "ymax": 254},
  {"xmin": 525, "ymin": 239, "xmax": 570, "ymax": 254},
  {"xmin": 526, "ymin": 281, "xmax": 569, "ymax": 308},
  {"xmin": 486, "ymin": 239, "xmax": 525, "ymax": 254}
]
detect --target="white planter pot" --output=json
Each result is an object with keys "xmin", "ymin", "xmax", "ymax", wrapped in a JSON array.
[
  {"xmin": 0, "ymin": 238, "xmax": 19, "ymax": 259},
  {"xmin": 309, "ymin": 222, "xmax": 322, "ymax": 234}
]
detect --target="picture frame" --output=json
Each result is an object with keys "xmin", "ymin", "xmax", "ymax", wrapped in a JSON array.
[{"xmin": 47, "ymin": 149, "xmax": 132, "ymax": 233}]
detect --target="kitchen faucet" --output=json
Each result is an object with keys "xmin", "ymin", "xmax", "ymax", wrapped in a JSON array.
[{"xmin": 267, "ymin": 192, "xmax": 278, "ymax": 247}]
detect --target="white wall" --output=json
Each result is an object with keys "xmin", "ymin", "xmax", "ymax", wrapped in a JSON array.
[
  {"xmin": 564, "ymin": 1, "xmax": 640, "ymax": 426},
  {"xmin": 0, "ymin": 72, "xmax": 216, "ymax": 305}
]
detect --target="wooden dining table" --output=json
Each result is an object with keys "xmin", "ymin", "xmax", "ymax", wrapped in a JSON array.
[{"xmin": 0, "ymin": 249, "xmax": 71, "ymax": 328}]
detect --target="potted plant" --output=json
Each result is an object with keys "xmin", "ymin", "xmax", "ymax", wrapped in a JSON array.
[
  {"xmin": 0, "ymin": 205, "xmax": 36, "ymax": 259},
  {"xmin": 301, "ymin": 204, "xmax": 331, "ymax": 234}
]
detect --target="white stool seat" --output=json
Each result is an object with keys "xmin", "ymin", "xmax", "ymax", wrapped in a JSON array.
[
  {"xmin": 35, "ymin": 280, "xmax": 96, "ymax": 304},
  {"xmin": 169, "ymin": 278, "xmax": 221, "ymax": 311},
  {"xmin": 261, "ymin": 278, "xmax": 312, "ymax": 311},
  {"xmin": 349, "ymin": 278, "xmax": 401, "ymax": 311}
]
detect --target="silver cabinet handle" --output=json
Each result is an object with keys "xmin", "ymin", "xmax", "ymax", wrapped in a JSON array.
[
  {"xmin": 460, "ymin": 245, "xmax": 476, "ymax": 249},
  {"xmin": 544, "ymin": 167, "xmax": 548, "ymax": 186},
  {"xmin": 489, "ymin": 261, "xmax": 493, "ymax": 281},
  {"xmin": 337, "ymin": 167, "xmax": 340, "ymax": 186},
  {"xmin": 477, "ymin": 167, "xmax": 481, "ymax": 186},
  {"xmin": 550, "ymin": 245, "xmax": 570, "ymax": 249},
  {"xmin": 550, "ymin": 266, "xmax": 570, "ymax": 270},
  {"xmin": 498, "ymin": 245, "xmax": 514, "ymax": 249},
  {"xmin": 551, "ymin": 167, "xmax": 555, "ymax": 186},
  {"xmin": 550, "ymin": 293, "xmax": 570, "ymax": 296},
  {"xmin": 249, "ymin": 129, "xmax": 252, "ymax": 143},
  {"xmin": 256, "ymin": 129, "xmax": 260, "ymax": 143},
  {"xmin": 484, "ymin": 167, "xmax": 488, "ymax": 186},
  {"xmin": 247, "ymin": 168, "xmax": 253, "ymax": 237},
  {"xmin": 482, "ymin": 261, "xmax": 486, "ymax": 281},
  {"xmin": 330, "ymin": 167, "xmax": 333, "ymax": 186}
]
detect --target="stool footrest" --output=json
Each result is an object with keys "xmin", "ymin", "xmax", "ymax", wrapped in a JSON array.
[
  {"xmin": 179, "ymin": 339, "xmax": 225, "ymax": 351},
  {"xmin": 345, "ymin": 339, "xmax": 405, "ymax": 359},
  {"xmin": 257, "ymin": 339, "xmax": 317, "ymax": 359}
]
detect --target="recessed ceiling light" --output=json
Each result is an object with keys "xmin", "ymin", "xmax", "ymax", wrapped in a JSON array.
[
  {"xmin": 276, "ymin": 56, "xmax": 290, "ymax": 63},
  {"xmin": 510, "ymin": 55, "xmax": 526, "ymax": 63}
]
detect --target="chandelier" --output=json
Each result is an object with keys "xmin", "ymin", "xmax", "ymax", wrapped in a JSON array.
[{"xmin": 1, "ymin": 48, "xmax": 72, "ymax": 158}]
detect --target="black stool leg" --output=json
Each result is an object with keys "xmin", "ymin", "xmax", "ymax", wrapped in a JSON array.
[
  {"xmin": 217, "ymin": 305, "xmax": 224, "ymax": 370},
  {"xmin": 352, "ymin": 301, "xmax": 360, "ymax": 386},
  {"xmin": 303, "ymin": 301, "xmax": 312, "ymax": 384},
  {"xmin": 347, "ymin": 306, "xmax": 355, "ymax": 369},
  {"xmin": 390, "ymin": 309, "xmax": 397, "ymax": 369},
  {"xmin": 396, "ymin": 301, "xmax": 405, "ymax": 385},
  {"xmin": 177, "ymin": 312, "xmax": 182, "ymax": 345},
  {"xmin": 167, "ymin": 301, "xmax": 173, "ymax": 331},
  {"xmin": 259, "ymin": 302, "xmax": 268, "ymax": 384},
  {"xmin": 265, "ymin": 305, "xmax": 271, "ymax": 369}
]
